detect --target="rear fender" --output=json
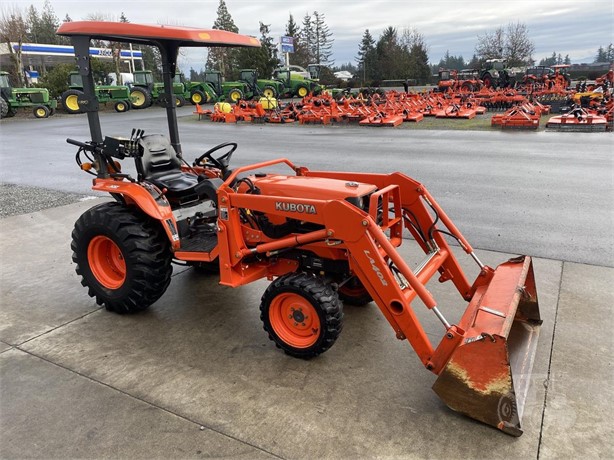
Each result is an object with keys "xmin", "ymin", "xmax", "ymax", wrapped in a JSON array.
[{"xmin": 92, "ymin": 179, "xmax": 180, "ymax": 249}]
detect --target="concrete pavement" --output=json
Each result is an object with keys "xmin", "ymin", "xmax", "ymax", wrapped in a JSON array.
[{"xmin": 1, "ymin": 199, "xmax": 612, "ymax": 458}]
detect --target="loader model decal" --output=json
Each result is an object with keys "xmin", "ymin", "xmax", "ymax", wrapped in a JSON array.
[
  {"xmin": 364, "ymin": 250, "xmax": 388, "ymax": 286},
  {"xmin": 275, "ymin": 201, "xmax": 317, "ymax": 214}
]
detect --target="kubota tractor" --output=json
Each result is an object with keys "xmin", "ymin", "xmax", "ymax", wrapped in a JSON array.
[{"xmin": 58, "ymin": 21, "xmax": 542, "ymax": 436}]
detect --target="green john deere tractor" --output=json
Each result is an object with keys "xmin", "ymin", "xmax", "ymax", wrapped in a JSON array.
[
  {"xmin": 238, "ymin": 69, "xmax": 285, "ymax": 99},
  {"xmin": 272, "ymin": 68, "xmax": 322, "ymax": 98},
  {"xmin": 202, "ymin": 71, "xmax": 249, "ymax": 102},
  {"xmin": 62, "ymin": 71, "xmax": 132, "ymax": 114},
  {"xmin": 131, "ymin": 70, "xmax": 214, "ymax": 108},
  {"xmin": 479, "ymin": 59, "xmax": 522, "ymax": 89},
  {"xmin": 0, "ymin": 71, "xmax": 57, "ymax": 119}
]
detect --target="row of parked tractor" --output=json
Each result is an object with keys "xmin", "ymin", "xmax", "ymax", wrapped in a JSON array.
[
  {"xmin": 60, "ymin": 67, "xmax": 323, "ymax": 115},
  {"xmin": 0, "ymin": 65, "xmax": 324, "ymax": 119},
  {"xmin": 197, "ymin": 68, "xmax": 613, "ymax": 132}
]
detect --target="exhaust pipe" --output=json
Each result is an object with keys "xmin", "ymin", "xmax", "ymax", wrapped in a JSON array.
[{"xmin": 432, "ymin": 256, "xmax": 541, "ymax": 436}]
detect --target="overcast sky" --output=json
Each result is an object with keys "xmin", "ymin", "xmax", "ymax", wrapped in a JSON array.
[{"xmin": 15, "ymin": 0, "xmax": 614, "ymax": 70}]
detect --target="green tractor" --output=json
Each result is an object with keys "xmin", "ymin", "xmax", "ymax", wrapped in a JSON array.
[
  {"xmin": 62, "ymin": 71, "xmax": 132, "ymax": 114},
  {"xmin": 202, "ymin": 70, "xmax": 250, "ymax": 103},
  {"xmin": 176, "ymin": 74, "xmax": 216, "ymax": 105},
  {"xmin": 131, "ymin": 70, "xmax": 214, "ymax": 108},
  {"xmin": 238, "ymin": 69, "xmax": 285, "ymax": 99},
  {"xmin": 0, "ymin": 71, "xmax": 57, "ymax": 119},
  {"xmin": 272, "ymin": 68, "xmax": 322, "ymax": 98},
  {"xmin": 479, "ymin": 59, "xmax": 522, "ymax": 89}
]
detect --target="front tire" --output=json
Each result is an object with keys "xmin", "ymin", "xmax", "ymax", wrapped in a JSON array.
[
  {"xmin": 190, "ymin": 89, "xmax": 207, "ymax": 105},
  {"xmin": 262, "ymin": 85, "xmax": 277, "ymax": 99},
  {"xmin": 71, "ymin": 202, "xmax": 173, "ymax": 314},
  {"xmin": 114, "ymin": 100, "xmax": 129, "ymax": 112},
  {"xmin": 33, "ymin": 105, "xmax": 50, "ymax": 118},
  {"xmin": 175, "ymin": 95, "xmax": 186, "ymax": 107},
  {"xmin": 227, "ymin": 89, "xmax": 243, "ymax": 102},
  {"xmin": 296, "ymin": 85, "xmax": 309, "ymax": 98},
  {"xmin": 260, "ymin": 273, "xmax": 343, "ymax": 359}
]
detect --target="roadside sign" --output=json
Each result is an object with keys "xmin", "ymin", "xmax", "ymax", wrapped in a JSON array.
[{"xmin": 281, "ymin": 36, "xmax": 294, "ymax": 53}]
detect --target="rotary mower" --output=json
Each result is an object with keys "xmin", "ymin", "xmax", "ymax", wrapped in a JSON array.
[{"xmin": 58, "ymin": 21, "xmax": 542, "ymax": 436}]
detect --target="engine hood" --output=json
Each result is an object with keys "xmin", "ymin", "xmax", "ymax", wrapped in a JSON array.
[{"xmin": 249, "ymin": 174, "xmax": 377, "ymax": 201}]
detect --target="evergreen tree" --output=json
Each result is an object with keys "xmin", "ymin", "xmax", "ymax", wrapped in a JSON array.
[
  {"xmin": 467, "ymin": 54, "xmax": 481, "ymax": 69},
  {"xmin": 374, "ymin": 27, "xmax": 407, "ymax": 80},
  {"xmin": 299, "ymin": 13, "xmax": 315, "ymax": 65},
  {"xmin": 26, "ymin": 1, "xmax": 61, "ymax": 46},
  {"xmin": 284, "ymin": 14, "xmax": 309, "ymax": 67},
  {"xmin": 594, "ymin": 44, "xmax": 613, "ymax": 63},
  {"xmin": 312, "ymin": 11, "xmax": 333, "ymax": 66},
  {"xmin": 564, "ymin": 55, "xmax": 570, "ymax": 65},
  {"xmin": 285, "ymin": 14, "xmax": 299, "ymax": 37},
  {"xmin": 39, "ymin": 0, "xmax": 60, "ymax": 43},
  {"xmin": 26, "ymin": 6, "xmax": 40, "ymax": 43},
  {"xmin": 355, "ymin": 29, "xmax": 376, "ymax": 82},
  {"xmin": 142, "ymin": 45, "xmax": 162, "ymax": 79},
  {"xmin": 539, "ymin": 52, "xmax": 557, "ymax": 66},
  {"xmin": 206, "ymin": 0, "xmax": 239, "ymax": 78},
  {"xmin": 236, "ymin": 22, "xmax": 280, "ymax": 78},
  {"xmin": 407, "ymin": 42, "xmax": 430, "ymax": 84},
  {"xmin": 435, "ymin": 50, "xmax": 465, "ymax": 71}
]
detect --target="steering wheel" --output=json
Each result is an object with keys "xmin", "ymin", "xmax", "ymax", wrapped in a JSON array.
[{"xmin": 194, "ymin": 142, "xmax": 237, "ymax": 174}]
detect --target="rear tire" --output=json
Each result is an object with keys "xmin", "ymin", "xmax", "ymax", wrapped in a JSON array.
[
  {"xmin": 0, "ymin": 97, "xmax": 9, "ymax": 118},
  {"xmin": 71, "ymin": 202, "xmax": 173, "ymax": 314},
  {"xmin": 260, "ymin": 273, "xmax": 343, "ymax": 359},
  {"xmin": 130, "ymin": 87, "xmax": 152, "ymax": 109},
  {"xmin": 62, "ymin": 89, "xmax": 84, "ymax": 114}
]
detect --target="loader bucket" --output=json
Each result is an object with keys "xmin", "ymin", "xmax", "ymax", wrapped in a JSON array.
[{"xmin": 432, "ymin": 256, "xmax": 541, "ymax": 436}]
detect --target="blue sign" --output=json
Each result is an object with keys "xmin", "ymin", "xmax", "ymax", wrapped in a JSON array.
[{"xmin": 281, "ymin": 36, "xmax": 294, "ymax": 53}]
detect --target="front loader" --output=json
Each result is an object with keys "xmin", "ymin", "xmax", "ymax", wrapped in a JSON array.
[{"xmin": 58, "ymin": 21, "xmax": 542, "ymax": 436}]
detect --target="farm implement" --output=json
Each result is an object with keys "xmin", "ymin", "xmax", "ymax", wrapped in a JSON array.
[
  {"xmin": 59, "ymin": 20, "xmax": 543, "ymax": 436},
  {"xmin": 491, "ymin": 101, "xmax": 549, "ymax": 130},
  {"xmin": 546, "ymin": 106, "xmax": 608, "ymax": 132}
]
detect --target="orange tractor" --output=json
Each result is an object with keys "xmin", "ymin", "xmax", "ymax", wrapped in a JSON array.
[{"xmin": 59, "ymin": 22, "xmax": 542, "ymax": 436}]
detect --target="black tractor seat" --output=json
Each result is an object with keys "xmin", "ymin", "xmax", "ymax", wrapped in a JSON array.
[{"xmin": 135, "ymin": 134, "xmax": 222, "ymax": 206}]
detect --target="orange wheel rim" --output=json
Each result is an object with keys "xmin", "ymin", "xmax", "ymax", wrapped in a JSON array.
[
  {"xmin": 88, "ymin": 235, "xmax": 126, "ymax": 289},
  {"xmin": 269, "ymin": 293, "xmax": 321, "ymax": 348}
]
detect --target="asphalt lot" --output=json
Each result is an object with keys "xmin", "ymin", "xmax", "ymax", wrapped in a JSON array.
[{"xmin": 1, "ymin": 109, "xmax": 613, "ymax": 458}]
